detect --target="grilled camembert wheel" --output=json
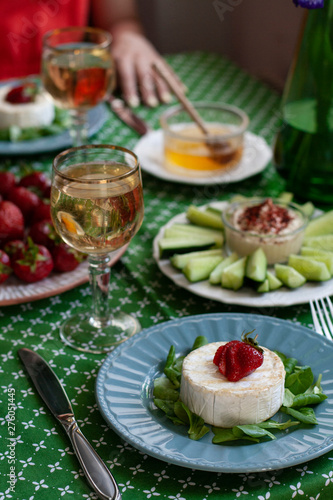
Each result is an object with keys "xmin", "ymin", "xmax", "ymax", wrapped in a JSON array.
[
  {"xmin": 180, "ymin": 342, "xmax": 285, "ymax": 428},
  {"xmin": 0, "ymin": 84, "xmax": 55, "ymax": 129}
]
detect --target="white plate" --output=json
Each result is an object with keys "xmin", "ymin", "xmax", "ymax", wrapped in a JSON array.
[
  {"xmin": 0, "ymin": 246, "xmax": 127, "ymax": 306},
  {"xmin": 153, "ymin": 202, "xmax": 333, "ymax": 307},
  {"xmin": 134, "ymin": 130, "xmax": 272, "ymax": 185}
]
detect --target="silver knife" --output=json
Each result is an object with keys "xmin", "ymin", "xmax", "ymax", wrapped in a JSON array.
[
  {"xmin": 18, "ymin": 348, "xmax": 121, "ymax": 500},
  {"xmin": 108, "ymin": 95, "xmax": 151, "ymax": 136}
]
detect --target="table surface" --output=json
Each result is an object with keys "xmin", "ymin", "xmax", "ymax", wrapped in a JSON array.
[{"xmin": 1, "ymin": 52, "xmax": 332, "ymax": 500}]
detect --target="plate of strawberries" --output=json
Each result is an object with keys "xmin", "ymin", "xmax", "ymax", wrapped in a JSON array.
[{"xmin": 0, "ymin": 171, "xmax": 126, "ymax": 305}]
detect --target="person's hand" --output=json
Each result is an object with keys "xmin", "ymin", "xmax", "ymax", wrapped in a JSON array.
[{"xmin": 111, "ymin": 30, "xmax": 183, "ymax": 107}]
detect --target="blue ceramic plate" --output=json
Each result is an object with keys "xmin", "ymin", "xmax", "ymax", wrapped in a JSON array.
[{"xmin": 96, "ymin": 313, "xmax": 333, "ymax": 473}]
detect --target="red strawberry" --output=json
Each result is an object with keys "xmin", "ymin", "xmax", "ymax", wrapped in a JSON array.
[
  {"xmin": 18, "ymin": 172, "xmax": 51, "ymax": 197},
  {"xmin": 28, "ymin": 220, "xmax": 58, "ymax": 249},
  {"xmin": 12, "ymin": 238, "xmax": 53, "ymax": 283},
  {"xmin": 214, "ymin": 331, "xmax": 264, "ymax": 382},
  {"xmin": 31, "ymin": 199, "xmax": 51, "ymax": 224},
  {"xmin": 7, "ymin": 186, "xmax": 40, "ymax": 223},
  {"xmin": 5, "ymin": 82, "xmax": 37, "ymax": 104},
  {"xmin": 0, "ymin": 249, "xmax": 12, "ymax": 283},
  {"xmin": 3, "ymin": 239, "xmax": 26, "ymax": 261},
  {"xmin": 0, "ymin": 201, "xmax": 24, "ymax": 245},
  {"xmin": 0, "ymin": 172, "xmax": 16, "ymax": 197},
  {"xmin": 52, "ymin": 243, "xmax": 85, "ymax": 272}
]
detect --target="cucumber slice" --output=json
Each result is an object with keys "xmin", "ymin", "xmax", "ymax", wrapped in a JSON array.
[
  {"xmin": 183, "ymin": 255, "xmax": 223, "ymax": 282},
  {"xmin": 209, "ymin": 252, "xmax": 239, "ymax": 284},
  {"xmin": 171, "ymin": 248, "xmax": 223, "ymax": 270},
  {"xmin": 186, "ymin": 205, "xmax": 224, "ymax": 229},
  {"xmin": 305, "ymin": 210, "xmax": 333, "ymax": 237},
  {"xmin": 275, "ymin": 264, "xmax": 306, "ymax": 288},
  {"xmin": 266, "ymin": 271, "xmax": 283, "ymax": 290},
  {"xmin": 221, "ymin": 257, "xmax": 247, "ymax": 291},
  {"xmin": 164, "ymin": 224, "xmax": 223, "ymax": 247},
  {"xmin": 245, "ymin": 248, "xmax": 267, "ymax": 282},
  {"xmin": 257, "ymin": 279, "xmax": 269, "ymax": 293},
  {"xmin": 158, "ymin": 237, "xmax": 216, "ymax": 258},
  {"xmin": 205, "ymin": 206, "xmax": 223, "ymax": 216},
  {"xmin": 288, "ymin": 254, "xmax": 331, "ymax": 281},
  {"xmin": 278, "ymin": 192, "xmax": 294, "ymax": 203},
  {"xmin": 300, "ymin": 247, "xmax": 333, "ymax": 274},
  {"xmin": 302, "ymin": 235, "xmax": 333, "ymax": 252},
  {"xmin": 299, "ymin": 201, "xmax": 315, "ymax": 218}
]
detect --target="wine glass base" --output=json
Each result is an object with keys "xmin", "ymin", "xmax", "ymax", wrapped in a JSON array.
[{"xmin": 59, "ymin": 310, "xmax": 141, "ymax": 354}]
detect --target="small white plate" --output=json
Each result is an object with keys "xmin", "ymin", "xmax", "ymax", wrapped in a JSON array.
[
  {"xmin": 134, "ymin": 130, "xmax": 272, "ymax": 185},
  {"xmin": 153, "ymin": 202, "xmax": 333, "ymax": 307}
]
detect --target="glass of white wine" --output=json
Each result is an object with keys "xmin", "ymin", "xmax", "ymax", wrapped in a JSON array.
[
  {"xmin": 51, "ymin": 145, "xmax": 144, "ymax": 353},
  {"xmin": 42, "ymin": 26, "xmax": 114, "ymax": 146}
]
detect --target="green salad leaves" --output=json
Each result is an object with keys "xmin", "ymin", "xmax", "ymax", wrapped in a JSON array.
[
  {"xmin": 152, "ymin": 338, "xmax": 327, "ymax": 445},
  {"xmin": 0, "ymin": 108, "xmax": 70, "ymax": 142}
]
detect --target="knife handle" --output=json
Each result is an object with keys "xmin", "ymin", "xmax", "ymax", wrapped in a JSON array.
[{"xmin": 68, "ymin": 422, "xmax": 121, "ymax": 500}]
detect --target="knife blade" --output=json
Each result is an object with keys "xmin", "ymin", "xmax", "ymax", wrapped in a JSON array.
[
  {"xmin": 108, "ymin": 95, "xmax": 151, "ymax": 136},
  {"xmin": 18, "ymin": 348, "xmax": 121, "ymax": 500}
]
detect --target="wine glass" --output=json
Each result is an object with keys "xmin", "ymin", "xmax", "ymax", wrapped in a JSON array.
[
  {"xmin": 42, "ymin": 26, "xmax": 114, "ymax": 147},
  {"xmin": 51, "ymin": 145, "xmax": 144, "ymax": 353}
]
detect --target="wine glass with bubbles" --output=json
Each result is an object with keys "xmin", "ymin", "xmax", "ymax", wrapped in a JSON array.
[{"xmin": 51, "ymin": 144, "xmax": 144, "ymax": 353}]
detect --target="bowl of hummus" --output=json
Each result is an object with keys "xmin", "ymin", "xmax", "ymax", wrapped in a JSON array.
[{"xmin": 222, "ymin": 198, "xmax": 308, "ymax": 264}]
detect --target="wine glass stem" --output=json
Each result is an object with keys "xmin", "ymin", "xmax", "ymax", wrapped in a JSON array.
[
  {"xmin": 70, "ymin": 109, "xmax": 88, "ymax": 147},
  {"xmin": 88, "ymin": 254, "xmax": 111, "ymax": 329}
]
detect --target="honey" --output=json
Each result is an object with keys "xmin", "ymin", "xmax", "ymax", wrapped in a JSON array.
[{"xmin": 163, "ymin": 124, "xmax": 244, "ymax": 175}]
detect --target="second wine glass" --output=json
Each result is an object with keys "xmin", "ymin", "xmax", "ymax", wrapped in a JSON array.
[
  {"xmin": 42, "ymin": 26, "xmax": 114, "ymax": 146},
  {"xmin": 51, "ymin": 145, "xmax": 144, "ymax": 353}
]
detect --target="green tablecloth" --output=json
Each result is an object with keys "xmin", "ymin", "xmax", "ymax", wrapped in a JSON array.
[{"xmin": 1, "ymin": 52, "xmax": 333, "ymax": 500}]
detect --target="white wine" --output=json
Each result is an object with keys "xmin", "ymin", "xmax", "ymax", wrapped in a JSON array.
[{"xmin": 51, "ymin": 162, "xmax": 144, "ymax": 254}]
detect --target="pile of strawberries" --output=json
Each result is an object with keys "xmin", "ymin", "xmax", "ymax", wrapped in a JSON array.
[{"xmin": 0, "ymin": 171, "xmax": 84, "ymax": 284}]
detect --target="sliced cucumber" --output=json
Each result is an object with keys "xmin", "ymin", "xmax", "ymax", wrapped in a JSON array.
[
  {"xmin": 278, "ymin": 192, "xmax": 294, "ymax": 203},
  {"xmin": 266, "ymin": 271, "xmax": 283, "ymax": 290},
  {"xmin": 305, "ymin": 210, "xmax": 333, "ymax": 237},
  {"xmin": 186, "ymin": 205, "xmax": 224, "ymax": 229},
  {"xmin": 164, "ymin": 223, "xmax": 223, "ymax": 247},
  {"xmin": 171, "ymin": 248, "xmax": 223, "ymax": 270},
  {"xmin": 221, "ymin": 257, "xmax": 247, "ymax": 291},
  {"xmin": 183, "ymin": 255, "xmax": 224, "ymax": 282},
  {"xmin": 257, "ymin": 279, "xmax": 270, "ymax": 293},
  {"xmin": 245, "ymin": 248, "xmax": 267, "ymax": 282},
  {"xmin": 288, "ymin": 254, "xmax": 331, "ymax": 281},
  {"xmin": 209, "ymin": 252, "xmax": 239, "ymax": 285},
  {"xmin": 302, "ymin": 235, "xmax": 333, "ymax": 252},
  {"xmin": 275, "ymin": 264, "xmax": 306, "ymax": 288},
  {"xmin": 158, "ymin": 237, "xmax": 216, "ymax": 258},
  {"xmin": 300, "ymin": 247, "xmax": 333, "ymax": 274}
]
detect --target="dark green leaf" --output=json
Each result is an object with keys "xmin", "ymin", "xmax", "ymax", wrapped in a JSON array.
[
  {"xmin": 153, "ymin": 376, "xmax": 179, "ymax": 401},
  {"xmin": 191, "ymin": 335, "xmax": 208, "ymax": 351},
  {"xmin": 281, "ymin": 406, "xmax": 318, "ymax": 424},
  {"xmin": 179, "ymin": 402, "xmax": 210, "ymax": 440},
  {"xmin": 285, "ymin": 366, "xmax": 313, "ymax": 394},
  {"xmin": 212, "ymin": 426, "xmax": 259, "ymax": 443}
]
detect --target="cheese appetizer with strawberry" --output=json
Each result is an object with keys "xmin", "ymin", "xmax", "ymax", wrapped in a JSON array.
[
  {"xmin": 180, "ymin": 331, "xmax": 285, "ymax": 428},
  {"xmin": 0, "ymin": 81, "xmax": 55, "ymax": 130}
]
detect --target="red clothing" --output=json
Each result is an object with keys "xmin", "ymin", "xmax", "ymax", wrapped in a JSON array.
[{"xmin": 0, "ymin": 0, "xmax": 90, "ymax": 80}]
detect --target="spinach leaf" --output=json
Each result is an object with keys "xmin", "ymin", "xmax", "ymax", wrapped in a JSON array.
[
  {"xmin": 275, "ymin": 351, "xmax": 298, "ymax": 377},
  {"xmin": 191, "ymin": 335, "xmax": 208, "ymax": 351},
  {"xmin": 153, "ymin": 376, "xmax": 179, "ymax": 401},
  {"xmin": 285, "ymin": 366, "xmax": 313, "ymax": 394},
  {"xmin": 281, "ymin": 406, "xmax": 318, "ymax": 424},
  {"xmin": 178, "ymin": 402, "xmax": 210, "ymax": 440}
]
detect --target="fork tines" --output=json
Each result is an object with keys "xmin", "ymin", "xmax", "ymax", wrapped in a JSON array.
[{"xmin": 310, "ymin": 296, "xmax": 333, "ymax": 340}]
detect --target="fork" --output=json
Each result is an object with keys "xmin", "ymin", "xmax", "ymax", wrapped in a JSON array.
[{"xmin": 310, "ymin": 297, "xmax": 333, "ymax": 340}]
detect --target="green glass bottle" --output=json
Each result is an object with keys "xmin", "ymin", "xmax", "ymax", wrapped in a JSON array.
[{"xmin": 274, "ymin": 0, "xmax": 333, "ymax": 204}]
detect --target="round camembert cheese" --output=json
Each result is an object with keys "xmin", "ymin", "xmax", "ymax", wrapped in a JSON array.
[
  {"xmin": 0, "ymin": 84, "xmax": 55, "ymax": 129},
  {"xmin": 180, "ymin": 341, "xmax": 285, "ymax": 428}
]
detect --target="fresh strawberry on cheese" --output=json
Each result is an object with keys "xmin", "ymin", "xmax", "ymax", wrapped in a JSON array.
[{"xmin": 180, "ymin": 334, "xmax": 285, "ymax": 428}]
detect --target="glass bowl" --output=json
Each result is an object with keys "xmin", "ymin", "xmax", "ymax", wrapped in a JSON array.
[
  {"xmin": 160, "ymin": 102, "xmax": 249, "ymax": 177},
  {"xmin": 222, "ymin": 198, "xmax": 308, "ymax": 265}
]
